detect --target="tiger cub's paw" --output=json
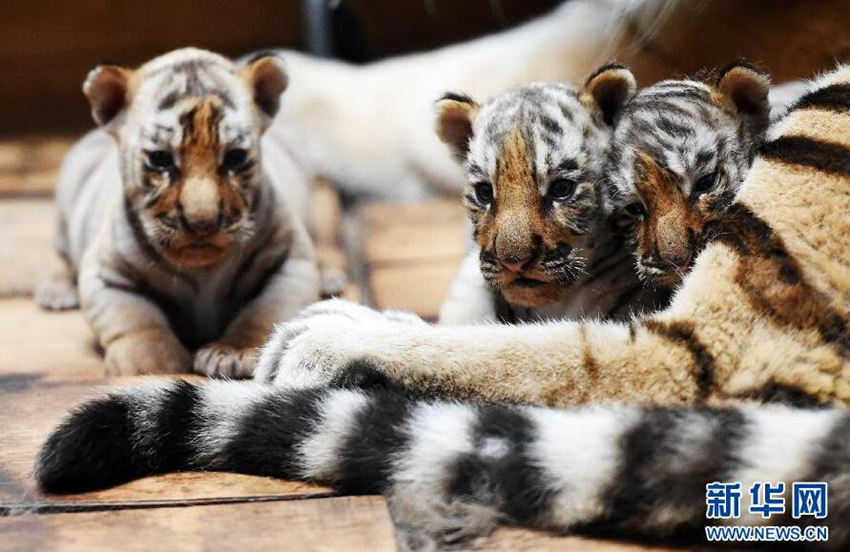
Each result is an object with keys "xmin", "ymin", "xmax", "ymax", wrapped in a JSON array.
[
  {"xmin": 34, "ymin": 277, "xmax": 80, "ymax": 311},
  {"xmin": 194, "ymin": 344, "xmax": 257, "ymax": 379},
  {"xmin": 104, "ymin": 328, "xmax": 192, "ymax": 376}
]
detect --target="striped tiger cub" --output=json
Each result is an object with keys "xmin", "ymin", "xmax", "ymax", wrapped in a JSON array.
[
  {"xmin": 36, "ymin": 66, "xmax": 850, "ymax": 550},
  {"xmin": 607, "ymin": 63, "xmax": 771, "ymax": 287},
  {"xmin": 436, "ymin": 66, "xmax": 668, "ymax": 324},
  {"xmin": 34, "ymin": 48, "xmax": 320, "ymax": 378}
]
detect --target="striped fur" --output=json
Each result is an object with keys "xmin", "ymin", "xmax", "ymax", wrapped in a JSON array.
[
  {"xmin": 241, "ymin": 67, "xmax": 850, "ymax": 542},
  {"xmin": 437, "ymin": 73, "xmax": 667, "ymax": 324},
  {"xmin": 36, "ymin": 67, "xmax": 850, "ymax": 550},
  {"xmin": 34, "ymin": 48, "xmax": 320, "ymax": 378},
  {"xmin": 607, "ymin": 63, "xmax": 771, "ymax": 287},
  {"xmin": 37, "ymin": 382, "xmax": 849, "ymax": 550}
]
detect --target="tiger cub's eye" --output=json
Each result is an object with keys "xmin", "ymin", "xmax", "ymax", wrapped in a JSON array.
[
  {"xmin": 222, "ymin": 148, "xmax": 249, "ymax": 171},
  {"xmin": 693, "ymin": 170, "xmax": 719, "ymax": 196},
  {"xmin": 473, "ymin": 182, "xmax": 494, "ymax": 204},
  {"xmin": 548, "ymin": 178, "xmax": 576, "ymax": 199},
  {"xmin": 147, "ymin": 150, "xmax": 175, "ymax": 170},
  {"xmin": 624, "ymin": 201, "xmax": 646, "ymax": 219}
]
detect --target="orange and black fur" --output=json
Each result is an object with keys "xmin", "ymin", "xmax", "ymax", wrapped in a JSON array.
[
  {"xmin": 437, "ymin": 67, "xmax": 668, "ymax": 324},
  {"xmin": 37, "ymin": 66, "xmax": 850, "ymax": 550},
  {"xmin": 607, "ymin": 63, "xmax": 771, "ymax": 287}
]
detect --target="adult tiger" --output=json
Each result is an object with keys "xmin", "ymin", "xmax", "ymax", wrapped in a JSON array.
[{"xmin": 34, "ymin": 48, "xmax": 320, "ymax": 378}]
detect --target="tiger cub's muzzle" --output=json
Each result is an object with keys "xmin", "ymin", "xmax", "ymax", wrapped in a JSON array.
[{"xmin": 479, "ymin": 240, "xmax": 585, "ymax": 308}]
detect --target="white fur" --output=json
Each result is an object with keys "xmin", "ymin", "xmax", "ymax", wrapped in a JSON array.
[
  {"xmin": 528, "ymin": 405, "xmax": 639, "ymax": 527},
  {"xmin": 393, "ymin": 401, "xmax": 477, "ymax": 488},
  {"xmin": 297, "ymin": 389, "xmax": 370, "ymax": 480},
  {"xmin": 267, "ymin": 0, "xmax": 678, "ymax": 199},
  {"xmin": 122, "ymin": 381, "xmax": 177, "ymax": 459},
  {"xmin": 731, "ymin": 406, "xmax": 842, "ymax": 525},
  {"xmin": 193, "ymin": 381, "xmax": 273, "ymax": 465}
]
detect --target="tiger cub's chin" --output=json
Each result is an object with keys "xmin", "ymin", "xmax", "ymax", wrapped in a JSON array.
[
  {"xmin": 39, "ymin": 47, "xmax": 321, "ymax": 378},
  {"xmin": 497, "ymin": 277, "xmax": 566, "ymax": 309},
  {"xmin": 161, "ymin": 241, "xmax": 232, "ymax": 268}
]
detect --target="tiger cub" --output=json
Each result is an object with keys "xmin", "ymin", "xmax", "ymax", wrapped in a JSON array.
[
  {"xmin": 607, "ymin": 63, "xmax": 771, "ymax": 287},
  {"xmin": 436, "ymin": 66, "xmax": 668, "ymax": 324},
  {"xmin": 34, "ymin": 48, "xmax": 320, "ymax": 378}
]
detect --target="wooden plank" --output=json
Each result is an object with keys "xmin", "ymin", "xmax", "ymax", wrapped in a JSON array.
[
  {"xmin": 359, "ymin": 199, "xmax": 467, "ymax": 317},
  {"xmin": 370, "ymin": 259, "xmax": 460, "ymax": 320},
  {"xmin": 360, "ymin": 199, "xmax": 468, "ymax": 265},
  {"xmin": 0, "ymin": 137, "xmax": 71, "ymax": 196},
  {"xmin": 0, "ymin": 199, "xmax": 56, "ymax": 296},
  {"xmin": 0, "ymin": 376, "xmax": 332, "ymax": 508},
  {"xmin": 0, "ymin": 298, "xmax": 100, "ymax": 380},
  {"xmin": 1, "ymin": 495, "xmax": 396, "ymax": 552}
]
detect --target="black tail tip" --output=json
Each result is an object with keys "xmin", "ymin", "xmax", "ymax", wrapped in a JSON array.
[{"xmin": 35, "ymin": 395, "xmax": 146, "ymax": 494}]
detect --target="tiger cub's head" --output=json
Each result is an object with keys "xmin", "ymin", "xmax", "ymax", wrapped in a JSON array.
[
  {"xmin": 435, "ymin": 67, "xmax": 636, "ymax": 308},
  {"xmin": 607, "ymin": 63, "xmax": 770, "ymax": 287},
  {"xmin": 83, "ymin": 47, "xmax": 288, "ymax": 267}
]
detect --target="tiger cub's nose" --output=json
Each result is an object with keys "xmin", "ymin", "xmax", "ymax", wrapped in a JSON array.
[
  {"xmin": 182, "ymin": 215, "xmax": 220, "ymax": 236},
  {"xmin": 500, "ymin": 256, "xmax": 532, "ymax": 274}
]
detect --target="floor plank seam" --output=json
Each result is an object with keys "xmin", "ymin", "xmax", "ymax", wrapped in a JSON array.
[
  {"xmin": 0, "ymin": 191, "xmax": 54, "ymax": 200},
  {"xmin": 0, "ymin": 490, "xmax": 341, "ymax": 517}
]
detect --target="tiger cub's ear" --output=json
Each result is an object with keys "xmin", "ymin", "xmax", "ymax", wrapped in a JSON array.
[
  {"xmin": 435, "ymin": 93, "xmax": 479, "ymax": 162},
  {"xmin": 581, "ymin": 63, "xmax": 636, "ymax": 126},
  {"xmin": 716, "ymin": 62, "xmax": 770, "ymax": 119},
  {"xmin": 83, "ymin": 63, "xmax": 134, "ymax": 129},
  {"xmin": 241, "ymin": 53, "xmax": 289, "ymax": 125}
]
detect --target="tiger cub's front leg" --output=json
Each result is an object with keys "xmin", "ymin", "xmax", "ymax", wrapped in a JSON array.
[
  {"xmin": 79, "ymin": 252, "xmax": 191, "ymax": 376},
  {"xmin": 194, "ymin": 233, "xmax": 322, "ymax": 379},
  {"xmin": 34, "ymin": 249, "xmax": 80, "ymax": 311}
]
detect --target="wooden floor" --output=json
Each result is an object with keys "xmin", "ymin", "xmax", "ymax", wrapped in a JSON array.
[{"xmin": 0, "ymin": 137, "xmax": 685, "ymax": 551}]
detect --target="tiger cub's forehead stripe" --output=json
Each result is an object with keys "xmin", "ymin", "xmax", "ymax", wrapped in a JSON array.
[
  {"xmin": 470, "ymin": 83, "xmax": 591, "ymax": 181},
  {"xmin": 180, "ymin": 98, "xmax": 224, "ymax": 149}
]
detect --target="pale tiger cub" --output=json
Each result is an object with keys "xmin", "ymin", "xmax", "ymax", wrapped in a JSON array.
[
  {"xmin": 34, "ymin": 48, "xmax": 320, "ymax": 378},
  {"xmin": 608, "ymin": 63, "xmax": 771, "ymax": 287},
  {"xmin": 37, "ymin": 67, "xmax": 850, "ymax": 550},
  {"xmin": 437, "ymin": 66, "xmax": 668, "ymax": 324}
]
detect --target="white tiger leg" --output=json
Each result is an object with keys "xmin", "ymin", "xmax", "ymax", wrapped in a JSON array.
[
  {"xmin": 196, "ymin": 237, "xmax": 321, "ymax": 379},
  {"xmin": 34, "ymin": 249, "xmax": 80, "ymax": 311},
  {"xmin": 79, "ymin": 246, "xmax": 191, "ymax": 376}
]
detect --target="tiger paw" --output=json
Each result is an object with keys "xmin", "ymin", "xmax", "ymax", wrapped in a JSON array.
[
  {"xmin": 104, "ymin": 328, "xmax": 192, "ymax": 376},
  {"xmin": 193, "ymin": 344, "xmax": 257, "ymax": 379},
  {"xmin": 253, "ymin": 298, "xmax": 428, "ymax": 386},
  {"xmin": 34, "ymin": 277, "xmax": 80, "ymax": 311}
]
